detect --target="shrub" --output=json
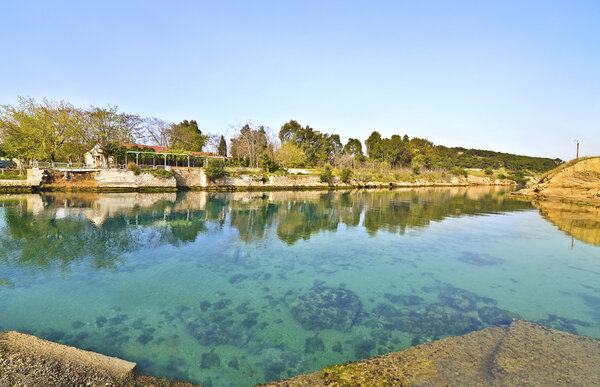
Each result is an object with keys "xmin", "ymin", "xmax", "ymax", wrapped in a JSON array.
[
  {"xmin": 508, "ymin": 170, "xmax": 527, "ymax": 185},
  {"xmin": 150, "ymin": 169, "xmax": 174, "ymax": 179},
  {"xmin": 485, "ymin": 168, "xmax": 494, "ymax": 175},
  {"xmin": 498, "ymin": 173, "xmax": 507, "ymax": 180},
  {"xmin": 411, "ymin": 154, "xmax": 426, "ymax": 175},
  {"xmin": 205, "ymin": 159, "xmax": 227, "ymax": 180},
  {"xmin": 451, "ymin": 167, "xmax": 467, "ymax": 177},
  {"xmin": 319, "ymin": 164, "xmax": 333, "ymax": 183},
  {"xmin": 339, "ymin": 168, "xmax": 353, "ymax": 183},
  {"xmin": 127, "ymin": 162, "xmax": 140, "ymax": 175},
  {"xmin": 260, "ymin": 152, "xmax": 280, "ymax": 173}
]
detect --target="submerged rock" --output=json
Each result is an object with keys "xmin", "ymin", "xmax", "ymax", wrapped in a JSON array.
[
  {"xmin": 536, "ymin": 314, "xmax": 592, "ymax": 335},
  {"xmin": 457, "ymin": 251, "xmax": 504, "ymax": 266},
  {"xmin": 383, "ymin": 293, "xmax": 424, "ymax": 306},
  {"xmin": 304, "ymin": 336, "xmax": 325, "ymax": 354},
  {"xmin": 439, "ymin": 286, "xmax": 484, "ymax": 312},
  {"xmin": 95, "ymin": 316, "xmax": 107, "ymax": 328},
  {"xmin": 186, "ymin": 314, "xmax": 245, "ymax": 346},
  {"xmin": 332, "ymin": 342, "xmax": 344, "ymax": 354},
  {"xmin": 396, "ymin": 304, "xmax": 482, "ymax": 337},
  {"xmin": 200, "ymin": 351, "xmax": 221, "ymax": 369},
  {"xmin": 353, "ymin": 338, "xmax": 376, "ymax": 358},
  {"xmin": 288, "ymin": 286, "xmax": 362, "ymax": 331},
  {"xmin": 478, "ymin": 306, "xmax": 519, "ymax": 325}
]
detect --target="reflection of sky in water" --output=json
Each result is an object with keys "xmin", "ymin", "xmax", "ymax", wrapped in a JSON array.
[{"xmin": 0, "ymin": 189, "xmax": 600, "ymax": 386}]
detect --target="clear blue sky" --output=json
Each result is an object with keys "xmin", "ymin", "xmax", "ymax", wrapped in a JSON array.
[{"xmin": 1, "ymin": 0, "xmax": 598, "ymax": 160}]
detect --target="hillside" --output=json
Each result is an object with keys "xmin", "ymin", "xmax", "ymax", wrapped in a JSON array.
[{"xmin": 512, "ymin": 157, "xmax": 600, "ymax": 204}]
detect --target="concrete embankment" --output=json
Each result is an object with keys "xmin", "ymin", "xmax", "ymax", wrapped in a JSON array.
[
  {"xmin": 512, "ymin": 157, "xmax": 600, "ymax": 205},
  {"xmin": 0, "ymin": 168, "xmax": 514, "ymax": 192},
  {"xmin": 2, "ymin": 320, "xmax": 599, "ymax": 386},
  {"xmin": 0, "ymin": 331, "xmax": 195, "ymax": 386}
]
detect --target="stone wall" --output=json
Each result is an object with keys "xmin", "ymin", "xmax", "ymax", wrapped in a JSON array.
[
  {"xmin": 269, "ymin": 174, "xmax": 328, "ymax": 187},
  {"xmin": 172, "ymin": 168, "xmax": 206, "ymax": 188},
  {"xmin": 173, "ymin": 169, "xmax": 334, "ymax": 189},
  {"xmin": 0, "ymin": 168, "xmax": 515, "ymax": 191},
  {"xmin": 0, "ymin": 169, "xmax": 45, "ymax": 188},
  {"xmin": 96, "ymin": 170, "xmax": 177, "ymax": 189}
]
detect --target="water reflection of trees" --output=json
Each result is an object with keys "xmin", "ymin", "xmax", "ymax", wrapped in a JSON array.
[{"xmin": 0, "ymin": 188, "xmax": 532, "ymax": 271}]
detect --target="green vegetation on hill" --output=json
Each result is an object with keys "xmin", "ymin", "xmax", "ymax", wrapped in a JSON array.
[{"xmin": 274, "ymin": 120, "xmax": 561, "ymax": 174}]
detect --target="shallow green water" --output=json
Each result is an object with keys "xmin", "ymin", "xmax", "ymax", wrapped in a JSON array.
[{"xmin": 1, "ymin": 188, "xmax": 599, "ymax": 386}]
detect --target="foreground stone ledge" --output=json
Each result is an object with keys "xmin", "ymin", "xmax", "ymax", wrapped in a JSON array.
[
  {"xmin": 0, "ymin": 331, "xmax": 195, "ymax": 386},
  {"xmin": 265, "ymin": 320, "xmax": 600, "ymax": 386},
  {"xmin": 2, "ymin": 320, "xmax": 599, "ymax": 386},
  {"xmin": 0, "ymin": 330, "xmax": 136, "ymax": 386}
]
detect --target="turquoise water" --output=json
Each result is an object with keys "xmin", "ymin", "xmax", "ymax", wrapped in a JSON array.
[{"xmin": 1, "ymin": 188, "xmax": 599, "ymax": 386}]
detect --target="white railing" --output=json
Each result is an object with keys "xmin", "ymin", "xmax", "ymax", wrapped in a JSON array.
[
  {"xmin": 32, "ymin": 161, "xmax": 51, "ymax": 168},
  {"xmin": 32, "ymin": 161, "xmax": 93, "ymax": 169}
]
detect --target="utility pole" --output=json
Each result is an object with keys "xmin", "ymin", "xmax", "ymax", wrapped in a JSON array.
[{"xmin": 573, "ymin": 140, "xmax": 579, "ymax": 159}]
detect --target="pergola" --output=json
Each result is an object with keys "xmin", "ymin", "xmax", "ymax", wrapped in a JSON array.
[{"xmin": 125, "ymin": 150, "xmax": 226, "ymax": 168}]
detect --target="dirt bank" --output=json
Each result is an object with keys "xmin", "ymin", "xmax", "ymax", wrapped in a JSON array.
[{"xmin": 512, "ymin": 157, "xmax": 600, "ymax": 205}]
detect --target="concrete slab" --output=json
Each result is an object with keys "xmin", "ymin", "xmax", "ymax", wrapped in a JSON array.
[{"xmin": 0, "ymin": 330, "xmax": 136, "ymax": 386}]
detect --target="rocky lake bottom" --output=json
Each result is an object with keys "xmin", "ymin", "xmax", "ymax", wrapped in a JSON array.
[{"xmin": 0, "ymin": 188, "xmax": 599, "ymax": 386}]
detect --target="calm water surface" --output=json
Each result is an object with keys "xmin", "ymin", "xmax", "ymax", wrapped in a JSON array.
[{"xmin": 1, "ymin": 188, "xmax": 599, "ymax": 386}]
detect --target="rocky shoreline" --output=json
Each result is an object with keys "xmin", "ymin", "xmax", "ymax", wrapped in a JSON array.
[
  {"xmin": 3, "ymin": 320, "xmax": 599, "ymax": 386},
  {"xmin": 0, "ymin": 168, "xmax": 515, "ymax": 193},
  {"xmin": 510, "ymin": 157, "xmax": 600, "ymax": 206}
]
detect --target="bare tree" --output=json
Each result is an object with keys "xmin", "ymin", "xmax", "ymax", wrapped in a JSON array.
[
  {"xmin": 143, "ymin": 117, "xmax": 172, "ymax": 148},
  {"xmin": 229, "ymin": 123, "xmax": 273, "ymax": 168},
  {"xmin": 206, "ymin": 133, "xmax": 222, "ymax": 154}
]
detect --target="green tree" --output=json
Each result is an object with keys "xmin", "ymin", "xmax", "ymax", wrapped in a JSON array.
[
  {"xmin": 275, "ymin": 143, "xmax": 307, "ymax": 169},
  {"xmin": 205, "ymin": 158, "xmax": 226, "ymax": 180},
  {"xmin": 343, "ymin": 138, "xmax": 364, "ymax": 158},
  {"xmin": 0, "ymin": 98, "xmax": 88, "ymax": 167},
  {"xmin": 279, "ymin": 120, "xmax": 342, "ymax": 166},
  {"xmin": 319, "ymin": 164, "xmax": 333, "ymax": 183},
  {"xmin": 170, "ymin": 119, "xmax": 207, "ymax": 151},
  {"xmin": 85, "ymin": 105, "xmax": 142, "ymax": 163},
  {"xmin": 259, "ymin": 152, "xmax": 279, "ymax": 172},
  {"xmin": 365, "ymin": 131, "xmax": 383, "ymax": 160},
  {"xmin": 0, "ymin": 98, "xmax": 45, "ymax": 169},
  {"xmin": 339, "ymin": 168, "xmax": 353, "ymax": 183},
  {"xmin": 218, "ymin": 135, "xmax": 227, "ymax": 156},
  {"xmin": 411, "ymin": 154, "xmax": 426, "ymax": 174},
  {"xmin": 230, "ymin": 124, "xmax": 269, "ymax": 168}
]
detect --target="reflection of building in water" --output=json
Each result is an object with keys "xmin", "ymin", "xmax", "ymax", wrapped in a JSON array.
[{"xmin": 536, "ymin": 200, "xmax": 600, "ymax": 246}]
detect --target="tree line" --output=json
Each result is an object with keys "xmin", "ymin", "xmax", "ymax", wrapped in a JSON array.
[
  {"xmin": 0, "ymin": 97, "xmax": 562, "ymax": 173},
  {"xmin": 232, "ymin": 120, "xmax": 563, "ymax": 172},
  {"xmin": 0, "ymin": 98, "xmax": 226, "ymax": 169}
]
